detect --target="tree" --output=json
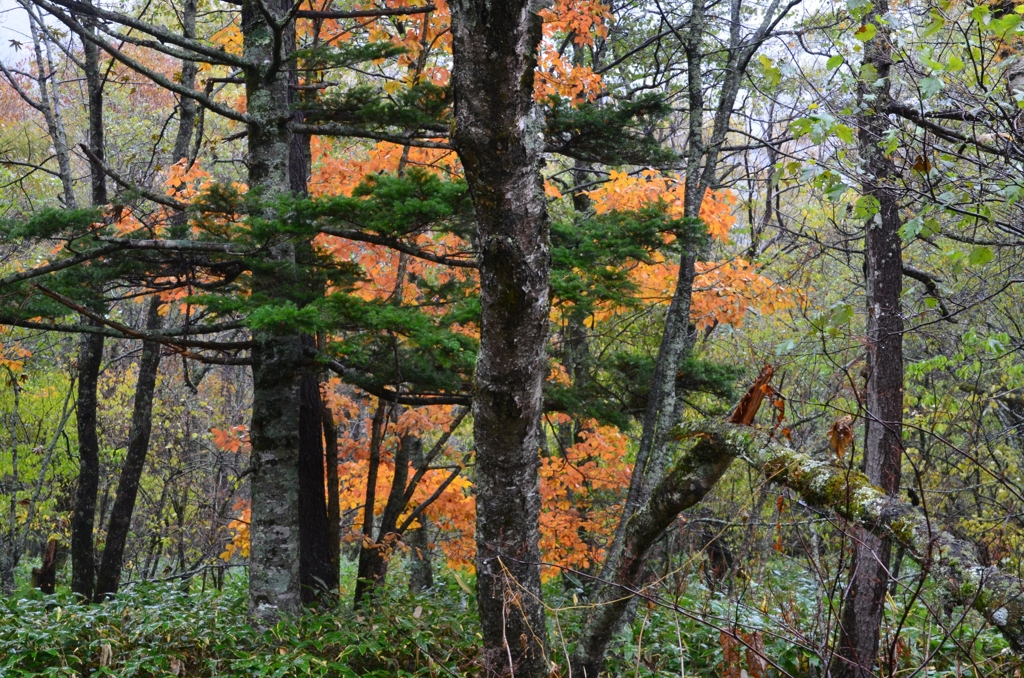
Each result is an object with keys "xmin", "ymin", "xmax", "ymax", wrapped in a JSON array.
[
  {"xmin": 831, "ymin": 0, "xmax": 906, "ymax": 674},
  {"xmin": 446, "ymin": 1, "xmax": 553, "ymax": 673}
]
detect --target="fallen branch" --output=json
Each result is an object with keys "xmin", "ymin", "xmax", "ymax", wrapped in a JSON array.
[{"xmin": 705, "ymin": 421, "xmax": 1024, "ymax": 653}]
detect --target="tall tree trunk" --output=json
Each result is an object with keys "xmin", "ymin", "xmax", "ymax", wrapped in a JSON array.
[
  {"xmin": 93, "ymin": 298, "xmax": 162, "ymax": 600},
  {"xmin": 322, "ymin": 402, "xmax": 341, "ymax": 589},
  {"xmin": 90, "ymin": 0, "xmax": 196, "ymax": 595},
  {"xmin": 406, "ymin": 435, "xmax": 433, "ymax": 594},
  {"xmin": 298, "ymin": 348, "xmax": 334, "ymax": 604},
  {"xmin": 81, "ymin": 0, "xmax": 107, "ymax": 209},
  {"xmin": 832, "ymin": 1, "xmax": 905, "ymax": 675},
  {"xmin": 71, "ymin": 327, "xmax": 103, "ymax": 599},
  {"xmin": 243, "ymin": 0, "xmax": 304, "ymax": 620},
  {"xmin": 170, "ymin": 0, "xmax": 197, "ymax": 170},
  {"xmin": 449, "ymin": 2, "xmax": 550, "ymax": 675},
  {"xmin": 69, "ymin": 11, "xmax": 107, "ymax": 597}
]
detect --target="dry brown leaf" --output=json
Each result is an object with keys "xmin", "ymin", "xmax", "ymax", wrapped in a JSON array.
[{"xmin": 828, "ymin": 416, "xmax": 854, "ymax": 460}]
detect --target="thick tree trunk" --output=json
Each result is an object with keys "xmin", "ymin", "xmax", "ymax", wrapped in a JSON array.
[
  {"xmin": 243, "ymin": 0, "xmax": 304, "ymax": 620},
  {"xmin": 70, "ymin": 327, "xmax": 104, "ymax": 599},
  {"xmin": 833, "ymin": 1, "xmax": 905, "ymax": 674},
  {"xmin": 449, "ymin": 2, "xmax": 551, "ymax": 675},
  {"xmin": 93, "ymin": 298, "xmax": 162, "ymax": 600},
  {"xmin": 249, "ymin": 332, "xmax": 303, "ymax": 618}
]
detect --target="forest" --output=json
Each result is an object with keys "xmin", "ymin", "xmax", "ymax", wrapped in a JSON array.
[{"xmin": 0, "ymin": 0, "xmax": 1023, "ymax": 675}]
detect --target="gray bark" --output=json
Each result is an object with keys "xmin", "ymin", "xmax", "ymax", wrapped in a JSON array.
[
  {"xmin": 242, "ymin": 0, "xmax": 304, "ymax": 621},
  {"xmin": 448, "ymin": 2, "xmax": 551, "ymax": 675},
  {"xmin": 170, "ymin": 0, "xmax": 198, "ymax": 170},
  {"xmin": 833, "ymin": 1, "xmax": 906, "ymax": 674}
]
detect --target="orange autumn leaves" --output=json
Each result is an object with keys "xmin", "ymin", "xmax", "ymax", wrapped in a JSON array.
[
  {"xmin": 539, "ymin": 417, "xmax": 632, "ymax": 577},
  {"xmin": 217, "ymin": 386, "xmax": 633, "ymax": 577},
  {"xmin": 584, "ymin": 169, "xmax": 791, "ymax": 329},
  {"xmin": 335, "ymin": 399, "xmax": 477, "ymax": 571}
]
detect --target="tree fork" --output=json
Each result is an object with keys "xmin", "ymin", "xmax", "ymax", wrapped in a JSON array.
[
  {"xmin": 571, "ymin": 367, "xmax": 773, "ymax": 677},
  {"xmin": 93, "ymin": 297, "xmax": 163, "ymax": 601}
]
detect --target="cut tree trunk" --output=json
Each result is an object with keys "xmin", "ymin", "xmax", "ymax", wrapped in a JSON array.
[{"xmin": 449, "ymin": 2, "xmax": 551, "ymax": 675}]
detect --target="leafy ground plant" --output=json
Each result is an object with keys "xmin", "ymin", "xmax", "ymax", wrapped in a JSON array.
[{"xmin": 0, "ymin": 573, "xmax": 479, "ymax": 677}]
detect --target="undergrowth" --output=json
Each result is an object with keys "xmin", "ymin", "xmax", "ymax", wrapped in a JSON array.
[{"xmin": 2, "ymin": 559, "xmax": 1021, "ymax": 677}]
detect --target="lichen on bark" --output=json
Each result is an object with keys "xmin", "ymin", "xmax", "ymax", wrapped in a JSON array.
[{"xmin": 728, "ymin": 424, "xmax": 1024, "ymax": 653}]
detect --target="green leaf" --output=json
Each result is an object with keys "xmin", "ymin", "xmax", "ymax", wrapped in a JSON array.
[
  {"xmin": 828, "ymin": 304, "xmax": 855, "ymax": 327},
  {"xmin": 759, "ymin": 54, "xmax": 782, "ymax": 86},
  {"xmin": 859, "ymin": 62, "xmax": 878, "ymax": 83},
  {"xmin": 968, "ymin": 246, "xmax": 994, "ymax": 266},
  {"xmin": 919, "ymin": 76, "xmax": 944, "ymax": 98},
  {"xmin": 826, "ymin": 54, "xmax": 845, "ymax": 70},
  {"xmin": 834, "ymin": 124, "xmax": 855, "ymax": 144},
  {"xmin": 853, "ymin": 195, "xmax": 881, "ymax": 219},
  {"xmin": 775, "ymin": 339, "xmax": 796, "ymax": 355},
  {"xmin": 946, "ymin": 55, "xmax": 965, "ymax": 72},
  {"xmin": 899, "ymin": 216, "xmax": 923, "ymax": 240},
  {"xmin": 922, "ymin": 10, "xmax": 946, "ymax": 38},
  {"xmin": 989, "ymin": 13, "xmax": 1021, "ymax": 37},
  {"xmin": 854, "ymin": 23, "xmax": 877, "ymax": 41}
]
